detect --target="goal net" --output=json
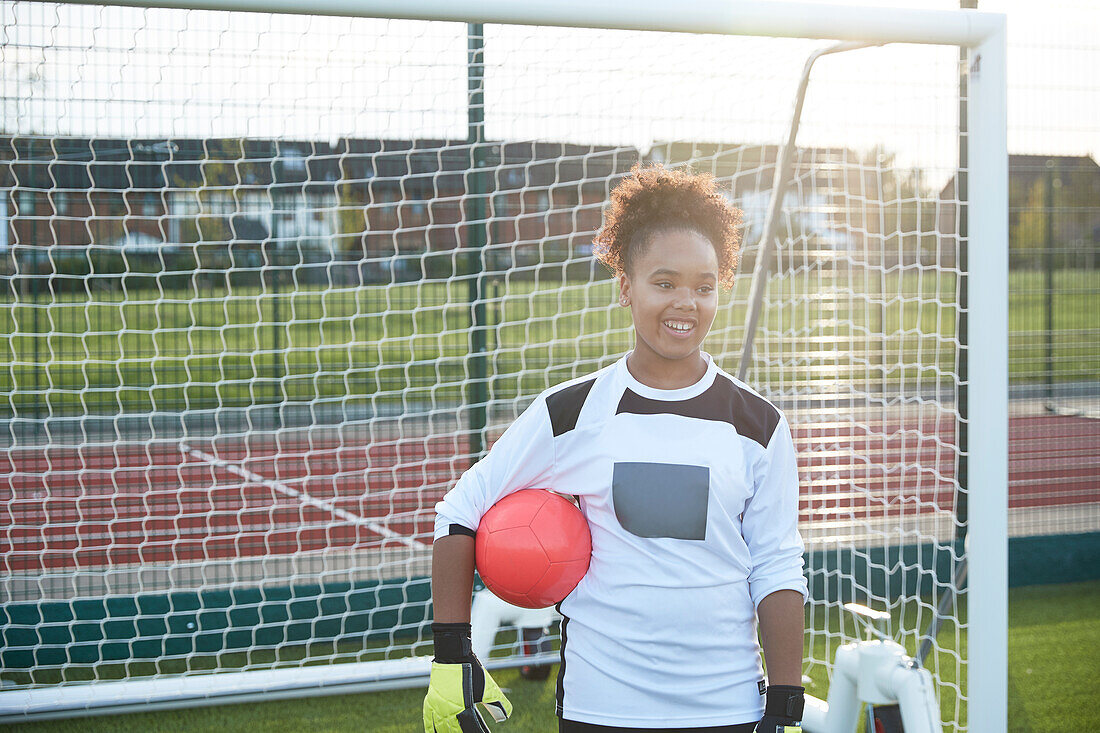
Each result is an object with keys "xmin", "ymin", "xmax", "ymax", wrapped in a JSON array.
[{"xmin": 0, "ymin": 2, "xmax": 1006, "ymax": 728}]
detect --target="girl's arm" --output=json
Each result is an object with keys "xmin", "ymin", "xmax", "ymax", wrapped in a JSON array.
[
  {"xmin": 757, "ymin": 588, "xmax": 805, "ymax": 685},
  {"xmin": 424, "ymin": 533, "xmax": 513, "ymax": 731},
  {"xmin": 430, "ymin": 533, "xmax": 476, "ymax": 623}
]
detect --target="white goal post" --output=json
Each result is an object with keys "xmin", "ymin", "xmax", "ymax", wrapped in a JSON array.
[{"xmin": 0, "ymin": 0, "xmax": 1006, "ymax": 728}]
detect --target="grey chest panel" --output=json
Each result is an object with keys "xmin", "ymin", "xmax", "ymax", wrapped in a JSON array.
[{"xmin": 611, "ymin": 462, "xmax": 710, "ymax": 541}]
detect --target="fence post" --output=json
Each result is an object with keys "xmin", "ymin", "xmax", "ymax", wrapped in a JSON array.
[
  {"xmin": 465, "ymin": 22, "xmax": 489, "ymax": 461},
  {"xmin": 1044, "ymin": 159, "xmax": 1056, "ymax": 401}
]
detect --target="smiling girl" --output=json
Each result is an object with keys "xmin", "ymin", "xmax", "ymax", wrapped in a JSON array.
[{"xmin": 424, "ymin": 165, "xmax": 807, "ymax": 733}]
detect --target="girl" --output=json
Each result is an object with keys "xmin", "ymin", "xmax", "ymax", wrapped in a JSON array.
[{"xmin": 424, "ymin": 165, "xmax": 806, "ymax": 733}]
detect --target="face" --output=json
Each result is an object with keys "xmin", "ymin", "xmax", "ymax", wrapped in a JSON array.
[{"xmin": 619, "ymin": 229, "xmax": 719, "ymax": 382}]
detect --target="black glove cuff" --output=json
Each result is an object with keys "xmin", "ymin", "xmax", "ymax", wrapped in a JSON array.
[
  {"xmin": 431, "ymin": 622, "xmax": 474, "ymax": 663},
  {"xmin": 764, "ymin": 684, "xmax": 806, "ymax": 720}
]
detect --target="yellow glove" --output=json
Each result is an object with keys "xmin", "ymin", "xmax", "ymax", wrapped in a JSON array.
[{"xmin": 423, "ymin": 623, "xmax": 512, "ymax": 732}]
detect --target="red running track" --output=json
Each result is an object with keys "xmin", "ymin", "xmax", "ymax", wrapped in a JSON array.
[{"xmin": 2, "ymin": 413, "xmax": 1096, "ymax": 574}]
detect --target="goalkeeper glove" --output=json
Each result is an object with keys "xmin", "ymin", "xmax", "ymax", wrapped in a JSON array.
[
  {"xmin": 755, "ymin": 684, "xmax": 805, "ymax": 733},
  {"xmin": 423, "ymin": 622, "xmax": 512, "ymax": 732}
]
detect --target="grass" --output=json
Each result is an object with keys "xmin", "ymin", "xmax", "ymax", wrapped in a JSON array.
[
  {"xmin": 8, "ymin": 580, "xmax": 1099, "ymax": 733},
  {"xmin": 3, "ymin": 269, "xmax": 1097, "ymax": 418},
  {"xmin": 1005, "ymin": 582, "xmax": 1100, "ymax": 729}
]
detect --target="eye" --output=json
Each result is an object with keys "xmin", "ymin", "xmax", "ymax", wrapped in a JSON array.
[
  {"xmin": 698, "ymin": 285, "xmax": 714, "ymax": 295},
  {"xmin": 656, "ymin": 281, "xmax": 673, "ymax": 289}
]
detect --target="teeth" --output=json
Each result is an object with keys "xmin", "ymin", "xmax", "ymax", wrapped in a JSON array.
[{"xmin": 664, "ymin": 321, "xmax": 692, "ymax": 333}]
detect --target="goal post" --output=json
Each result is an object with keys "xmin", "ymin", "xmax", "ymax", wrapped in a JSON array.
[
  {"xmin": 960, "ymin": 25, "xmax": 1009, "ymax": 733},
  {"xmin": 0, "ymin": 1, "xmax": 1007, "ymax": 728}
]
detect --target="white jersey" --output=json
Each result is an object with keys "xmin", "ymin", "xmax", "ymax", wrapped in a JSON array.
[{"xmin": 434, "ymin": 353, "xmax": 807, "ymax": 728}]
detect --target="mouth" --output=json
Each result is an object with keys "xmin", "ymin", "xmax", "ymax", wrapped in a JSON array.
[{"xmin": 662, "ymin": 319, "xmax": 696, "ymax": 337}]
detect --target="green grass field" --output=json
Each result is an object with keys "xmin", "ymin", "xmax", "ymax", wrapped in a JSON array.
[
  {"xmin": 3, "ymin": 269, "xmax": 1097, "ymax": 418},
  {"xmin": 9, "ymin": 580, "xmax": 1098, "ymax": 733}
]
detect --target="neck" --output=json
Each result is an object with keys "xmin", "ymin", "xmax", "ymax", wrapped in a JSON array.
[{"xmin": 625, "ymin": 350, "xmax": 708, "ymax": 390}]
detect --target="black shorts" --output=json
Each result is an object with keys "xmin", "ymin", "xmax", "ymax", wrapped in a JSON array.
[{"xmin": 558, "ymin": 719, "xmax": 757, "ymax": 733}]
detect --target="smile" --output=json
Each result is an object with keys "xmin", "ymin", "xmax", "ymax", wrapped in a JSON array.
[{"xmin": 663, "ymin": 320, "xmax": 695, "ymax": 334}]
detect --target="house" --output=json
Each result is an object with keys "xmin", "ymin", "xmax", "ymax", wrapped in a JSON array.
[
  {"xmin": 5, "ymin": 133, "xmax": 969, "ymax": 286},
  {"xmin": 0, "ymin": 135, "xmax": 638, "ymax": 286},
  {"xmin": 937, "ymin": 154, "xmax": 1100, "ymax": 269}
]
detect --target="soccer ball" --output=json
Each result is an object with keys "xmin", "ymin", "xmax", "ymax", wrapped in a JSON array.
[{"xmin": 475, "ymin": 489, "xmax": 592, "ymax": 609}]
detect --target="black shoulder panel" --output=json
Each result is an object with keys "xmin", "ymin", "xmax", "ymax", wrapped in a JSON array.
[
  {"xmin": 545, "ymin": 377, "xmax": 597, "ymax": 437},
  {"xmin": 615, "ymin": 375, "xmax": 780, "ymax": 448}
]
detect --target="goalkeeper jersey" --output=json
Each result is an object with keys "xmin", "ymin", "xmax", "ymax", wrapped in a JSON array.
[{"xmin": 433, "ymin": 352, "xmax": 808, "ymax": 728}]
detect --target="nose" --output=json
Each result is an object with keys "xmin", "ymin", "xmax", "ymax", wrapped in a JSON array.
[{"xmin": 673, "ymin": 286, "xmax": 697, "ymax": 311}]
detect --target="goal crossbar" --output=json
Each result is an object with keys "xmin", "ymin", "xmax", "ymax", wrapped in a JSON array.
[{"xmin": 59, "ymin": 0, "xmax": 1003, "ymax": 47}]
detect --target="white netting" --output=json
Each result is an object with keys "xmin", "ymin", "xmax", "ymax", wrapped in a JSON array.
[{"xmin": 2, "ymin": 3, "xmax": 979, "ymax": 728}]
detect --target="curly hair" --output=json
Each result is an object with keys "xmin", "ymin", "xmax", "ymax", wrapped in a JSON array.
[{"xmin": 593, "ymin": 164, "xmax": 742, "ymax": 289}]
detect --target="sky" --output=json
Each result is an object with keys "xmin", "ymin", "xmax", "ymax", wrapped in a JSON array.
[{"xmin": 1, "ymin": 0, "xmax": 1097, "ymax": 182}]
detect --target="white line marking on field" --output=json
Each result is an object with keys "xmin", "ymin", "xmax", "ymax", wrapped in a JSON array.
[{"xmin": 180, "ymin": 443, "xmax": 428, "ymax": 550}]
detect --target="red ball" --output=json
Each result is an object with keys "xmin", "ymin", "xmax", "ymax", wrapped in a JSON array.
[{"xmin": 475, "ymin": 489, "xmax": 592, "ymax": 609}]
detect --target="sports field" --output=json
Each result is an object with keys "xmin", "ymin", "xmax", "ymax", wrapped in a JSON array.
[
  {"xmin": 2, "ymin": 267, "xmax": 1096, "ymax": 725},
  {"xmin": 8, "ymin": 580, "xmax": 1098, "ymax": 732}
]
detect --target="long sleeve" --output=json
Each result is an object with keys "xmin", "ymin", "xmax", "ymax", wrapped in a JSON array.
[
  {"xmin": 742, "ymin": 415, "xmax": 808, "ymax": 608},
  {"xmin": 433, "ymin": 396, "xmax": 556, "ymax": 540}
]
